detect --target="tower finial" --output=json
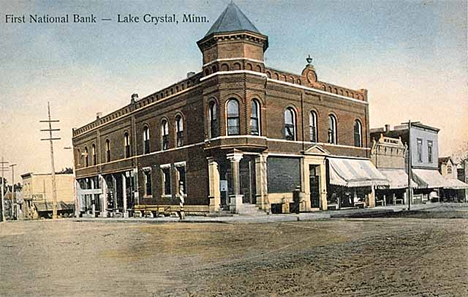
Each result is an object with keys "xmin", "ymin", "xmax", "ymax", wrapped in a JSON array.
[{"xmin": 306, "ymin": 54, "xmax": 313, "ymax": 65}]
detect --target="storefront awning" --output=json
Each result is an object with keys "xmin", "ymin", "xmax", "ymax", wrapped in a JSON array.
[
  {"xmin": 328, "ymin": 158, "xmax": 389, "ymax": 188},
  {"xmin": 443, "ymin": 178, "xmax": 468, "ymax": 190},
  {"xmin": 412, "ymin": 169, "xmax": 448, "ymax": 188},
  {"xmin": 378, "ymin": 169, "xmax": 418, "ymax": 189}
]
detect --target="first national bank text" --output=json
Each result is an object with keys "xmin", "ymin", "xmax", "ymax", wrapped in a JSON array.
[{"xmin": 5, "ymin": 14, "xmax": 208, "ymax": 25}]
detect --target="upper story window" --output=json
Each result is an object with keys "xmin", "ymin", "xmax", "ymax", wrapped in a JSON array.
[
  {"xmin": 417, "ymin": 138, "xmax": 423, "ymax": 162},
  {"xmin": 124, "ymin": 132, "xmax": 131, "ymax": 158},
  {"xmin": 227, "ymin": 99, "xmax": 240, "ymax": 135},
  {"xmin": 84, "ymin": 147, "xmax": 89, "ymax": 167},
  {"xmin": 77, "ymin": 149, "xmax": 82, "ymax": 166},
  {"xmin": 92, "ymin": 144, "xmax": 96, "ymax": 165},
  {"xmin": 354, "ymin": 119, "xmax": 362, "ymax": 147},
  {"xmin": 284, "ymin": 107, "xmax": 296, "ymax": 140},
  {"xmin": 105, "ymin": 140, "xmax": 111, "ymax": 162},
  {"xmin": 209, "ymin": 101, "xmax": 218, "ymax": 138},
  {"xmin": 176, "ymin": 115, "xmax": 184, "ymax": 147},
  {"xmin": 143, "ymin": 126, "xmax": 150, "ymax": 154},
  {"xmin": 427, "ymin": 140, "xmax": 433, "ymax": 163},
  {"xmin": 327, "ymin": 115, "xmax": 337, "ymax": 144},
  {"xmin": 161, "ymin": 120, "xmax": 169, "ymax": 150},
  {"xmin": 310, "ymin": 111, "xmax": 318, "ymax": 142},
  {"xmin": 250, "ymin": 100, "xmax": 260, "ymax": 136}
]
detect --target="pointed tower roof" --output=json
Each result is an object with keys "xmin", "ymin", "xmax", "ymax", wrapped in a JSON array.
[{"xmin": 205, "ymin": 2, "xmax": 261, "ymax": 37}]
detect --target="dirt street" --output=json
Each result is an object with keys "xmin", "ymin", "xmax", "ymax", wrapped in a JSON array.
[{"xmin": 1, "ymin": 207, "xmax": 467, "ymax": 297}]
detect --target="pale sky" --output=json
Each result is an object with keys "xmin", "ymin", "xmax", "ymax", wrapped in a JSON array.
[{"xmin": 0, "ymin": 0, "xmax": 467, "ymax": 183}]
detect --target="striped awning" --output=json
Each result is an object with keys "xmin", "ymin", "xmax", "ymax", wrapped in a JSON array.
[
  {"xmin": 412, "ymin": 169, "xmax": 448, "ymax": 188},
  {"xmin": 379, "ymin": 169, "xmax": 418, "ymax": 189},
  {"xmin": 444, "ymin": 178, "xmax": 468, "ymax": 190},
  {"xmin": 328, "ymin": 158, "xmax": 389, "ymax": 188}
]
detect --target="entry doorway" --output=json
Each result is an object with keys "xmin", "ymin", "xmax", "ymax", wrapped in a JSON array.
[
  {"xmin": 240, "ymin": 156, "xmax": 257, "ymax": 204},
  {"xmin": 309, "ymin": 165, "xmax": 320, "ymax": 208}
]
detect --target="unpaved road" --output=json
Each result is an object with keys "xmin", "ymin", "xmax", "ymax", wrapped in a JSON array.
[{"xmin": 1, "ymin": 207, "xmax": 467, "ymax": 297}]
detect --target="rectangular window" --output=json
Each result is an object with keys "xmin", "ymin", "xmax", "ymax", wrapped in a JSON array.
[
  {"xmin": 417, "ymin": 138, "xmax": 423, "ymax": 162},
  {"xmin": 162, "ymin": 167, "xmax": 171, "ymax": 196},
  {"xmin": 144, "ymin": 140, "xmax": 150, "ymax": 154},
  {"xmin": 267, "ymin": 157, "xmax": 301, "ymax": 193},
  {"xmin": 176, "ymin": 166, "xmax": 187, "ymax": 195},
  {"xmin": 162, "ymin": 135, "xmax": 169, "ymax": 150},
  {"xmin": 427, "ymin": 141, "xmax": 433, "ymax": 163},
  {"xmin": 144, "ymin": 171, "xmax": 152, "ymax": 196}
]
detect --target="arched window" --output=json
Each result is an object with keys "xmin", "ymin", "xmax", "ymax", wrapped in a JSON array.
[
  {"xmin": 92, "ymin": 144, "xmax": 96, "ymax": 165},
  {"xmin": 105, "ymin": 140, "xmax": 111, "ymax": 162},
  {"xmin": 354, "ymin": 120, "xmax": 362, "ymax": 147},
  {"xmin": 310, "ymin": 111, "xmax": 318, "ymax": 142},
  {"xmin": 227, "ymin": 99, "xmax": 240, "ymax": 135},
  {"xmin": 250, "ymin": 100, "xmax": 260, "ymax": 135},
  {"xmin": 124, "ymin": 132, "xmax": 130, "ymax": 158},
  {"xmin": 328, "ymin": 115, "xmax": 337, "ymax": 144},
  {"xmin": 284, "ymin": 107, "xmax": 296, "ymax": 140},
  {"xmin": 143, "ymin": 126, "xmax": 150, "ymax": 154},
  {"xmin": 84, "ymin": 147, "xmax": 89, "ymax": 167},
  {"xmin": 161, "ymin": 120, "xmax": 169, "ymax": 150},
  {"xmin": 176, "ymin": 115, "xmax": 184, "ymax": 147},
  {"xmin": 77, "ymin": 149, "xmax": 81, "ymax": 166},
  {"xmin": 209, "ymin": 101, "xmax": 218, "ymax": 138}
]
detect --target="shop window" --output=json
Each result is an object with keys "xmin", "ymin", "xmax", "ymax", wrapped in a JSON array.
[
  {"xmin": 161, "ymin": 120, "xmax": 169, "ymax": 150},
  {"xmin": 105, "ymin": 140, "xmax": 111, "ymax": 162},
  {"xmin": 209, "ymin": 101, "xmax": 218, "ymax": 138},
  {"xmin": 428, "ymin": 140, "xmax": 433, "ymax": 163},
  {"xmin": 124, "ymin": 132, "xmax": 130, "ymax": 158},
  {"xmin": 92, "ymin": 144, "xmax": 96, "ymax": 165},
  {"xmin": 162, "ymin": 167, "xmax": 171, "ymax": 196},
  {"xmin": 328, "ymin": 115, "xmax": 337, "ymax": 144},
  {"xmin": 354, "ymin": 119, "xmax": 362, "ymax": 147},
  {"xmin": 417, "ymin": 138, "xmax": 423, "ymax": 162},
  {"xmin": 310, "ymin": 111, "xmax": 318, "ymax": 142},
  {"xmin": 284, "ymin": 107, "xmax": 296, "ymax": 140},
  {"xmin": 250, "ymin": 100, "xmax": 260, "ymax": 135},
  {"xmin": 176, "ymin": 165, "xmax": 187, "ymax": 195},
  {"xmin": 176, "ymin": 115, "xmax": 184, "ymax": 147},
  {"xmin": 143, "ymin": 126, "xmax": 150, "ymax": 154},
  {"xmin": 144, "ymin": 170, "xmax": 152, "ymax": 196},
  {"xmin": 84, "ymin": 147, "xmax": 89, "ymax": 167},
  {"xmin": 227, "ymin": 99, "xmax": 240, "ymax": 135}
]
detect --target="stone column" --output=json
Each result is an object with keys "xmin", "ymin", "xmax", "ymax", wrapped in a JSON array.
[
  {"xmin": 319, "ymin": 162, "xmax": 328, "ymax": 211},
  {"xmin": 75, "ymin": 180, "xmax": 82, "ymax": 217},
  {"xmin": 99, "ymin": 175, "xmax": 108, "ymax": 218},
  {"xmin": 255, "ymin": 153, "xmax": 269, "ymax": 212},
  {"xmin": 112, "ymin": 174, "xmax": 117, "ymax": 216},
  {"xmin": 227, "ymin": 152, "xmax": 243, "ymax": 213},
  {"xmin": 90, "ymin": 178, "xmax": 96, "ymax": 217},
  {"xmin": 207, "ymin": 157, "xmax": 221, "ymax": 212},
  {"xmin": 122, "ymin": 173, "xmax": 128, "ymax": 218}
]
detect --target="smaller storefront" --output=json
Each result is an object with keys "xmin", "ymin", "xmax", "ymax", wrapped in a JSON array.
[
  {"xmin": 441, "ymin": 178, "xmax": 468, "ymax": 202},
  {"xmin": 376, "ymin": 169, "xmax": 418, "ymax": 205},
  {"xmin": 412, "ymin": 169, "xmax": 448, "ymax": 203},
  {"xmin": 327, "ymin": 157, "xmax": 389, "ymax": 209}
]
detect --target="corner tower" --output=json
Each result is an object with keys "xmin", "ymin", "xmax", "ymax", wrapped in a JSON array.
[{"xmin": 197, "ymin": 2, "xmax": 268, "ymax": 74}]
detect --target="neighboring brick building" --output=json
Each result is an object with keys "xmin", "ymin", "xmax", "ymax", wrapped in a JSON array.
[{"xmin": 72, "ymin": 2, "xmax": 386, "ymax": 217}]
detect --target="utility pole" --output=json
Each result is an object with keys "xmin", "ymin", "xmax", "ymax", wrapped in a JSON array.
[
  {"xmin": 0, "ymin": 157, "xmax": 9, "ymax": 222},
  {"xmin": 10, "ymin": 164, "xmax": 17, "ymax": 219},
  {"xmin": 64, "ymin": 146, "xmax": 79, "ymax": 218},
  {"xmin": 407, "ymin": 120, "xmax": 412, "ymax": 211},
  {"xmin": 40, "ymin": 102, "xmax": 61, "ymax": 220}
]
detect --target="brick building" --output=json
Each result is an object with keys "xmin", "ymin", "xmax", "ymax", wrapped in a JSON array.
[{"xmin": 72, "ymin": 2, "xmax": 386, "ymax": 217}]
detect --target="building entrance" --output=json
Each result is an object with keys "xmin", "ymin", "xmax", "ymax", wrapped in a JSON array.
[{"xmin": 309, "ymin": 165, "xmax": 320, "ymax": 208}]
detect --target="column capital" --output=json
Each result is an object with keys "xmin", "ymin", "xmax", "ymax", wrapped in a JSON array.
[{"xmin": 227, "ymin": 152, "xmax": 243, "ymax": 162}]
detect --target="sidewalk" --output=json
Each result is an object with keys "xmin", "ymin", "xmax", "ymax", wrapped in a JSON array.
[{"xmin": 70, "ymin": 202, "xmax": 467, "ymax": 224}]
